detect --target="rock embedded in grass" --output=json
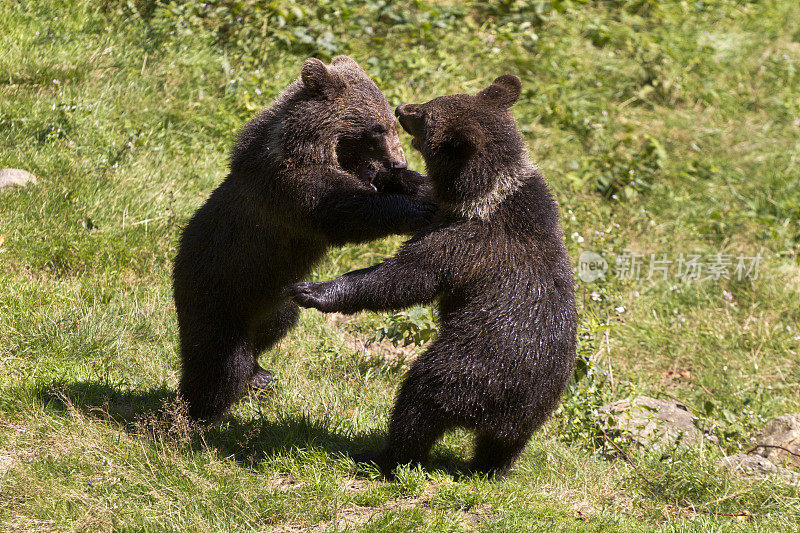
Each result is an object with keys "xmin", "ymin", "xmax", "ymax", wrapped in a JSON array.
[
  {"xmin": 599, "ymin": 396, "xmax": 714, "ymax": 449},
  {"xmin": 0, "ymin": 168, "xmax": 37, "ymax": 189},
  {"xmin": 717, "ymin": 454, "xmax": 799, "ymax": 484},
  {"xmin": 717, "ymin": 414, "xmax": 800, "ymax": 483},
  {"xmin": 752, "ymin": 413, "xmax": 800, "ymax": 469}
]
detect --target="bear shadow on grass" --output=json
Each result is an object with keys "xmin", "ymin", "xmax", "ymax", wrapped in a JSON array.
[{"xmin": 33, "ymin": 380, "xmax": 469, "ymax": 476}]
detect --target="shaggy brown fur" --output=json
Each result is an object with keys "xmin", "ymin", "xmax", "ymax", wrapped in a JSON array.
[
  {"xmin": 290, "ymin": 75, "xmax": 577, "ymax": 478},
  {"xmin": 174, "ymin": 56, "xmax": 433, "ymax": 421}
]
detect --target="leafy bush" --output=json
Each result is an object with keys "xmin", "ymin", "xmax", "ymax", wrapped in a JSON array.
[
  {"xmin": 147, "ymin": 0, "xmax": 343, "ymax": 60},
  {"xmin": 554, "ymin": 311, "xmax": 631, "ymax": 457},
  {"xmin": 374, "ymin": 306, "xmax": 437, "ymax": 347},
  {"xmin": 572, "ymin": 133, "xmax": 667, "ymax": 201}
]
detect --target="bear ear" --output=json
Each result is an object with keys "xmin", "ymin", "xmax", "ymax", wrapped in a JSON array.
[
  {"xmin": 301, "ymin": 58, "xmax": 342, "ymax": 98},
  {"xmin": 331, "ymin": 55, "xmax": 360, "ymax": 68},
  {"xmin": 476, "ymin": 74, "xmax": 521, "ymax": 109}
]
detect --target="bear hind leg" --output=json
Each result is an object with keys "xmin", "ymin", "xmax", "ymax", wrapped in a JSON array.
[
  {"xmin": 249, "ymin": 300, "xmax": 300, "ymax": 390},
  {"xmin": 353, "ymin": 405, "xmax": 448, "ymax": 477},
  {"xmin": 179, "ymin": 331, "xmax": 255, "ymax": 422},
  {"xmin": 469, "ymin": 431, "xmax": 532, "ymax": 479},
  {"xmin": 354, "ymin": 384, "xmax": 450, "ymax": 477}
]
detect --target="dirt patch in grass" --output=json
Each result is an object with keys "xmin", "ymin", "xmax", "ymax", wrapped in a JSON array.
[
  {"xmin": 0, "ymin": 423, "xmax": 54, "ymax": 473},
  {"xmin": 0, "ymin": 450, "xmax": 18, "ymax": 475},
  {"xmin": 340, "ymin": 477, "xmax": 373, "ymax": 494},
  {"xmin": 321, "ymin": 505, "xmax": 377, "ymax": 531},
  {"xmin": 268, "ymin": 475, "xmax": 306, "ymax": 493},
  {"xmin": 326, "ymin": 313, "xmax": 418, "ymax": 367},
  {"xmin": 267, "ymin": 524, "xmax": 313, "ymax": 533},
  {"xmin": 303, "ymin": 479, "xmax": 492, "ymax": 531}
]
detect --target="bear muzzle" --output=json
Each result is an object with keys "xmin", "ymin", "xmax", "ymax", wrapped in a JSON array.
[
  {"xmin": 387, "ymin": 128, "xmax": 408, "ymax": 169},
  {"xmin": 395, "ymin": 104, "xmax": 424, "ymax": 141}
]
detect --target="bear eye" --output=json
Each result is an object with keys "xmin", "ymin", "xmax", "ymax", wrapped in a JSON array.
[{"xmin": 367, "ymin": 123, "xmax": 387, "ymax": 137}]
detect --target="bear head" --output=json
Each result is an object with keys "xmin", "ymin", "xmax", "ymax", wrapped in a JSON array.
[
  {"xmin": 272, "ymin": 56, "xmax": 407, "ymax": 187},
  {"xmin": 395, "ymin": 75, "xmax": 530, "ymax": 219}
]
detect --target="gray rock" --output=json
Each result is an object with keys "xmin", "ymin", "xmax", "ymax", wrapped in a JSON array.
[
  {"xmin": 0, "ymin": 168, "xmax": 37, "ymax": 189},
  {"xmin": 599, "ymin": 396, "xmax": 712, "ymax": 448},
  {"xmin": 718, "ymin": 453, "xmax": 799, "ymax": 483},
  {"xmin": 752, "ymin": 413, "xmax": 800, "ymax": 469}
]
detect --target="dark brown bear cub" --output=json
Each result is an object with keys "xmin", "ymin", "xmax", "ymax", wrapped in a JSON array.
[
  {"xmin": 290, "ymin": 75, "xmax": 577, "ymax": 478},
  {"xmin": 174, "ymin": 56, "xmax": 433, "ymax": 422}
]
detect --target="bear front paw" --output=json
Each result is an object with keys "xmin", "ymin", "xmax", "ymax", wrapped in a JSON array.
[
  {"xmin": 409, "ymin": 203, "xmax": 437, "ymax": 231},
  {"xmin": 288, "ymin": 281, "xmax": 334, "ymax": 311}
]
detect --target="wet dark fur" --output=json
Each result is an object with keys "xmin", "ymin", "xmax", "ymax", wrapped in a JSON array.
[
  {"xmin": 290, "ymin": 75, "xmax": 577, "ymax": 478},
  {"xmin": 173, "ymin": 56, "xmax": 433, "ymax": 422}
]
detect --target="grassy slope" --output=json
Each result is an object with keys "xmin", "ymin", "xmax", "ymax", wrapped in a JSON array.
[{"xmin": 1, "ymin": 0, "xmax": 799, "ymax": 530}]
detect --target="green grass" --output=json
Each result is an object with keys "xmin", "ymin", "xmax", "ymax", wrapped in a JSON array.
[{"xmin": 2, "ymin": 0, "xmax": 800, "ymax": 530}]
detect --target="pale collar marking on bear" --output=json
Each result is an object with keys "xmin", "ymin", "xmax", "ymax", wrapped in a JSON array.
[{"xmin": 439, "ymin": 163, "xmax": 534, "ymax": 221}]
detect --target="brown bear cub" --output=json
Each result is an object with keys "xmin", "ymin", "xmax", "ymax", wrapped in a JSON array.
[
  {"xmin": 290, "ymin": 75, "xmax": 577, "ymax": 478},
  {"xmin": 174, "ymin": 56, "xmax": 433, "ymax": 422}
]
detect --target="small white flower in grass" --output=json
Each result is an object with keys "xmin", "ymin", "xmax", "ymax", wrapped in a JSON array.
[
  {"xmin": 571, "ymin": 232, "xmax": 584, "ymax": 243},
  {"xmin": 53, "ymin": 79, "xmax": 60, "ymax": 85},
  {"xmin": 723, "ymin": 365, "xmax": 728, "ymax": 371},
  {"xmin": 722, "ymin": 290, "xmax": 733, "ymax": 301},
  {"xmin": 590, "ymin": 291, "xmax": 601, "ymax": 301},
  {"xmin": 255, "ymin": 88, "xmax": 262, "ymax": 95},
  {"xmin": 615, "ymin": 306, "xmax": 625, "ymax": 314}
]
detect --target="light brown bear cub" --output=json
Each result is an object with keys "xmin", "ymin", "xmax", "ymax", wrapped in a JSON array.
[{"xmin": 174, "ymin": 56, "xmax": 433, "ymax": 422}]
